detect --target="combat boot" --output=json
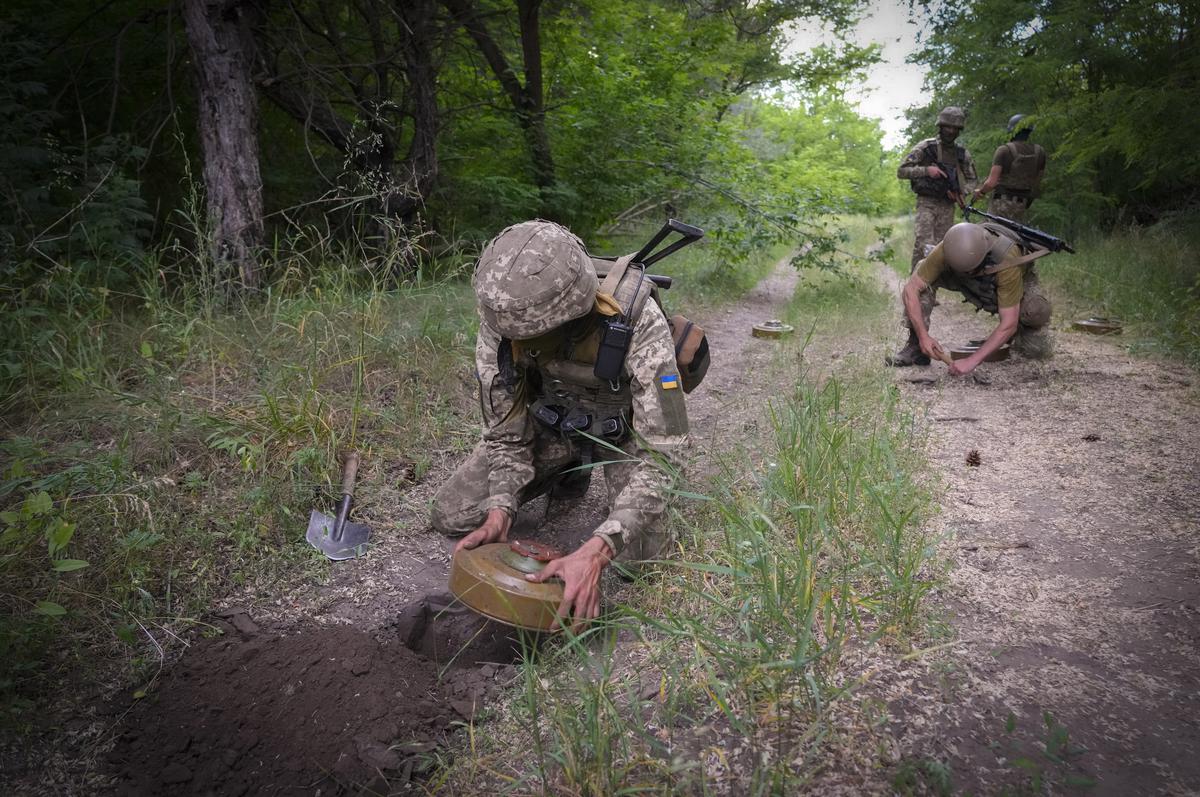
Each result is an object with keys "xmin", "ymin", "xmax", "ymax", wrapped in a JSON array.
[{"xmin": 885, "ymin": 332, "xmax": 931, "ymax": 367}]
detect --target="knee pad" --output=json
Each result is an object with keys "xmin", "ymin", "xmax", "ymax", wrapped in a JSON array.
[{"xmin": 1019, "ymin": 293, "xmax": 1051, "ymax": 329}]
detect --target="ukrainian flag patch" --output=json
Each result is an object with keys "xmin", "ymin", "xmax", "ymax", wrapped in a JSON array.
[{"xmin": 659, "ymin": 374, "xmax": 680, "ymax": 390}]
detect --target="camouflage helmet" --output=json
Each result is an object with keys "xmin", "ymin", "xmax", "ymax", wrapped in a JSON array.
[
  {"xmin": 473, "ymin": 220, "xmax": 597, "ymax": 339},
  {"xmin": 937, "ymin": 106, "xmax": 966, "ymax": 129},
  {"xmin": 942, "ymin": 223, "xmax": 996, "ymax": 274}
]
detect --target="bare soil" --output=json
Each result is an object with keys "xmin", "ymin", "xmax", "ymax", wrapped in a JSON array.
[{"xmin": 856, "ymin": 274, "xmax": 1200, "ymax": 795}]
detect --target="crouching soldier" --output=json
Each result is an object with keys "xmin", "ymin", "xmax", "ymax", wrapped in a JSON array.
[
  {"xmin": 888, "ymin": 221, "xmax": 1053, "ymax": 374},
  {"xmin": 431, "ymin": 220, "xmax": 689, "ymax": 627}
]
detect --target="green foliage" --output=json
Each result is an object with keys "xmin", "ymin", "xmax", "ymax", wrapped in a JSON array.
[
  {"xmin": 892, "ymin": 757, "xmax": 954, "ymax": 796},
  {"xmin": 0, "ymin": 24, "xmax": 153, "ymax": 274},
  {"xmin": 1042, "ymin": 212, "xmax": 1200, "ymax": 366},
  {"xmin": 0, "ymin": 247, "xmax": 480, "ymax": 728},
  {"xmin": 993, "ymin": 710, "xmax": 1096, "ymax": 794},
  {"xmin": 907, "ymin": 0, "xmax": 1200, "ymax": 229}
]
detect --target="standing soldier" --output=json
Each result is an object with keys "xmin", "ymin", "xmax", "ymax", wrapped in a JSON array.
[
  {"xmin": 888, "ymin": 106, "xmax": 978, "ymax": 366},
  {"xmin": 431, "ymin": 220, "xmax": 690, "ymax": 629},
  {"xmin": 973, "ymin": 114, "xmax": 1046, "ymax": 223}
]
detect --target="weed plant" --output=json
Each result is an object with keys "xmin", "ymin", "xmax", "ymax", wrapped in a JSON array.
[{"xmin": 454, "ymin": 230, "xmax": 937, "ymax": 794}]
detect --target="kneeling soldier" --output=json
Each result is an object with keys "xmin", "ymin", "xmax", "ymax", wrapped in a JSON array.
[
  {"xmin": 432, "ymin": 220, "xmax": 689, "ymax": 628},
  {"xmin": 890, "ymin": 221, "xmax": 1053, "ymax": 374}
]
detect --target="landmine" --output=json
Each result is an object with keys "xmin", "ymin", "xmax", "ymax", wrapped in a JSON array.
[
  {"xmin": 752, "ymin": 319, "xmax": 795, "ymax": 338},
  {"xmin": 950, "ymin": 338, "xmax": 1011, "ymax": 362},
  {"xmin": 1072, "ymin": 317, "xmax": 1123, "ymax": 335},
  {"xmin": 449, "ymin": 540, "xmax": 566, "ymax": 631}
]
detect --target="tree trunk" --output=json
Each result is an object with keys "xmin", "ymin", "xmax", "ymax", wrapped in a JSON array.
[
  {"xmin": 516, "ymin": 0, "xmax": 554, "ymax": 192},
  {"xmin": 393, "ymin": 0, "xmax": 441, "ymax": 222},
  {"xmin": 442, "ymin": 0, "xmax": 557, "ymax": 202},
  {"xmin": 183, "ymin": 0, "xmax": 264, "ymax": 291}
]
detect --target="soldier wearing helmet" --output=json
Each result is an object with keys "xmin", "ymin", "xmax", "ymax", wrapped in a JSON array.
[
  {"xmin": 896, "ymin": 106, "xmax": 979, "ymax": 269},
  {"xmin": 973, "ymin": 114, "xmax": 1047, "ymax": 222},
  {"xmin": 890, "ymin": 221, "xmax": 1053, "ymax": 374},
  {"xmin": 431, "ymin": 220, "xmax": 689, "ymax": 629}
]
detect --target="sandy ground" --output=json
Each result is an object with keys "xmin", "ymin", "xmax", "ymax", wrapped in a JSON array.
[{"xmin": 867, "ymin": 275, "xmax": 1200, "ymax": 795}]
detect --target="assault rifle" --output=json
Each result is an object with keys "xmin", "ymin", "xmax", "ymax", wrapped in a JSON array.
[
  {"xmin": 963, "ymin": 204, "xmax": 1076, "ymax": 254},
  {"xmin": 919, "ymin": 140, "xmax": 963, "ymax": 202}
]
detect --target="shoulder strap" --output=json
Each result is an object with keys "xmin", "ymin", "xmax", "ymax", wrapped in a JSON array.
[
  {"xmin": 600, "ymin": 253, "xmax": 655, "ymax": 324},
  {"xmin": 983, "ymin": 247, "xmax": 1051, "ymax": 274},
  {"xmin": 598, "ymin": 254, "xmax": 635, "ymax": 300}
]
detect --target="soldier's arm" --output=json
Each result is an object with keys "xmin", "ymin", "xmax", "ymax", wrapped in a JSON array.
[
  {"xmin": 591, "ymin": 303, "xmax": 688, "ymax": 557},
  {"xmin": 897, "ymin": 144, "xmax": 934, "ymax": 180},
  {"xmin": 475, "ymin": 320, "xmax": 536, "ymax": 518},
  {"xmin": 949, "ymin": 305, "xmax": 1019, "ymax": 376},
  {"xmin": 905, "ymin": 248, "xmax": 950, "ymax": 362}
]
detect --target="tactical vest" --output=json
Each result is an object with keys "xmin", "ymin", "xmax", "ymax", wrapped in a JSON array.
[
  {"xmin": 911, "ymin": 139, "xmax": 967, "ymax": 198},
  {"xmin": 512, "ymin": 256, "xmax": 708, "ymax": 444},
  {"xmin": 951, "ymin": 223, "xmax": 1031, "ymax": 313},
  {"xmin": 996, "ymin": 141, "xmax": 1042, "ymax": 195}
]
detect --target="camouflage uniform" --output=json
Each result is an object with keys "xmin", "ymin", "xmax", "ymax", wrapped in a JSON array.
[
  {"xmin": 987, "ymin": 194, "xmax": 1033, "ymax": 223},
  {"xmin": 898, "ymin": 138, "xmax": 978, "ymax": 270},
  {"xmin": 431, "ymin": 221, "xmax": 688, "ymax": 563}
]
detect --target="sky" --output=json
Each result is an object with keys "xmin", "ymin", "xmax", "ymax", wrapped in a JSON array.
[{"xmin": 788, "ymin": 1, "xmax": 930, "ymax": 149}]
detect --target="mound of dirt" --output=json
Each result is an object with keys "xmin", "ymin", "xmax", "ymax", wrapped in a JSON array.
[{"xmin": 108, "ymin": 621, "xmax": 512, "ymax": 795}]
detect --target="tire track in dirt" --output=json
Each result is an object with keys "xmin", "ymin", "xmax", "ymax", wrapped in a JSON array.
[{"xmin": 876, "ymin": 276, "xmax": 1200, "ymax": 794}]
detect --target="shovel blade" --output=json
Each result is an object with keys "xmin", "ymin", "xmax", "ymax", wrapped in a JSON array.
[{"xmin": 306, "ymin": 509, "xmax": 371, "ymax": 561}]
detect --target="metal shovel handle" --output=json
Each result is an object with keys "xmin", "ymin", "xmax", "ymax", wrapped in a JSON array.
[
  {"xmin": 340, "ymin": 451, "xmax": 360, "ymax": 498},
  {"xmin": 331, "ymin": 451, "xmax": 360, "ymax": 540}
]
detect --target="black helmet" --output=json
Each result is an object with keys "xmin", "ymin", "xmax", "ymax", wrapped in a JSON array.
[{"xmin": 1006, "ymin": 113, "xmax": 1033, "ymax": 134}]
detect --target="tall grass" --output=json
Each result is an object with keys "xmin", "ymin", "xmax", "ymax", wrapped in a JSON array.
[
  {"xmin": 452, "ymin": 226, "xmax": 938, "ymax": 794},
  {"xmin": 0, "ymin": 240, "xmax": 481, "ymax": 728},
  {"xmin": 1040, "ymin": 213, "xmax": 1200, "ymax": 366}
]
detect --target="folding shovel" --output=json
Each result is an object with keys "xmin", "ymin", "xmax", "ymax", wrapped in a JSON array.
[{"xmin": 306, "ymin": 451, "xmax": 371, "ymax": 561}]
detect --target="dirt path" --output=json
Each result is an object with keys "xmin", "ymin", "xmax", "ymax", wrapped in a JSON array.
[{"xmin": 876, "ymin": 280, "xmax": 1200, "ymax": 794}]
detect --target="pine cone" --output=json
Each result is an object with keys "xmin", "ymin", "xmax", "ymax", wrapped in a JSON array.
[{"xmin": 965, "ymin": 449, "xmax": 982, "ymax": 467}]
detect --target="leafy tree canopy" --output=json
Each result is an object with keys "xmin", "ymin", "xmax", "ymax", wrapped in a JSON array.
[{"xmin": 905, "ymin": 0, "xmax": 1200, "ymax": 230}]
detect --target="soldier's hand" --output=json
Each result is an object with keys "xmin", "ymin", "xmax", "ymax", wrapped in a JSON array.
[
  {"xmin": 526, "ymin": 536, "xmax": 612, "ymax": 632},
  {"xmin": 920, "ymin": 336, "xmax": 948, "ymax": 364},
  {"xmin": 454, "ymin": 508, "xmax": 512, "ymax": 554},
  {"xmin": 927, "ymin": 164, "xmax": 946, "ymax": 179},
  {"xmin": 948, "ymin": 358, "xmax": 975, "ymax": 377}
]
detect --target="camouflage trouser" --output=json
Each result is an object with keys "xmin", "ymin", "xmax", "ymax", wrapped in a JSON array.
[
  {"xmin": 910, "ymin": 196, "xmax": 957, "ymax": 271},
  {"xmin": 987, "ymin": 194, "xmax": 1031, "ymax": 223},
  {"xmin": 920, "ymin": 268, "xmax": 1054, "ymax": 359},
  {"xmin": 430, "ymin": 426, "xmax": 671, "ymax": 563}
]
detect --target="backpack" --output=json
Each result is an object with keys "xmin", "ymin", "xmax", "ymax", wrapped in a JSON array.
[{"xmin": 591, "ymin": 254, "xmax": 710, "ymax": 393}]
